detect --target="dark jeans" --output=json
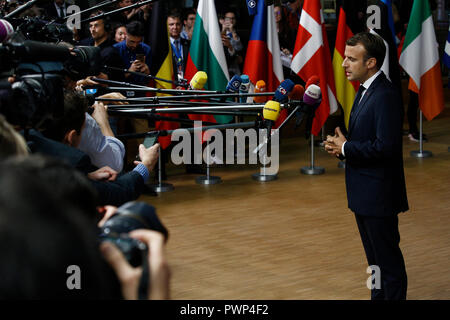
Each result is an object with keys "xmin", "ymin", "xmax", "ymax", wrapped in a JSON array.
[{"xmin": 355, "ymin": 214, "xmax": 408, "ymax": 300}]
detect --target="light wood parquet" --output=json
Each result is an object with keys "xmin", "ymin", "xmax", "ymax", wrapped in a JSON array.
[{"xmin": 138, "ymin": 104, "xmax": 450, "ymax": 300}]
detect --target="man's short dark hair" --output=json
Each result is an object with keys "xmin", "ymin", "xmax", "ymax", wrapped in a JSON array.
[
  {"xmin": 168, "ymin": 9, "xmax": 182, "ymax": 21},
  {"xmin": 183, "ymin": 8, "xmax": 196, "ymax": 21},
  {"xmin": 346, "ymin": 32, "xmax": 386, "ymax": 70},
  {"xmin": 44, "ymin": 91, "xmax": 87, "ymax": 142},
  {"xmin": 126, "ymin": 20, "xmax": 145, "ymax": 37}
]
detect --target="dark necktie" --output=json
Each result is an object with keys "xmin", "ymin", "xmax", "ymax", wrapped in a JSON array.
[
  {"xmin": 59, "ymin": 6, "xmax": 65, "ymax": 18},
  {"xmin": 350, "ymin": 85, "xmax": 366, "ymax": 118}
]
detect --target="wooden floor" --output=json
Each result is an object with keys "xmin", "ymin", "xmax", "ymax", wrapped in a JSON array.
[{"xmin": 138, "ymin": 106, "xmax": 450, "ymax": 300}]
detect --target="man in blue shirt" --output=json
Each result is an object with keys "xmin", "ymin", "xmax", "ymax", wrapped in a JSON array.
[{"xmin": 113, "ymin": 21, "xmax": 151, "ymax": 86}]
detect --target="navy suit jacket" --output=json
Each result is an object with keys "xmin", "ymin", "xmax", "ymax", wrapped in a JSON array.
[
  {"xmin": 344, "ymin": 72, "xmax": 408, "ymax": 217},
  {"xmin": 26, "ymin": 130, "xmax": 145, "ymax": 207}
]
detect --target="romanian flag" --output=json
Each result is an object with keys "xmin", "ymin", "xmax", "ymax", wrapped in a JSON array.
[
  {"xmin": 243, "ymin": 0, "xmax": 285, "ymax": 127},
  {"xmin": 291, "ymin": 0, "xmax": 338, "ymax": 136},
  {"xmin": 185, "ymin": 0, "xmax": 231, "ymax": 124},
  {"xmin": 399, "ymin": 0, "xmax": 444, "ymax": 120},
  {"xmin": 332, "ymin": 6, "xmax": 359, "ymax": 130},
  {"xmin": 148, "ymin": 1, "xmax": 179, "ymax": 149}
]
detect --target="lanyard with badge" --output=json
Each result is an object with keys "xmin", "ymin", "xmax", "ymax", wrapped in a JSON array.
[{"xmin": 171, "ymin": 40, "xmax": 184, "ymax": 81}]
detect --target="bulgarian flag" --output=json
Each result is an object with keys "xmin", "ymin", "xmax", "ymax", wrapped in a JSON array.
[
  {"xmin": 399, "ymin": 0, "xmax": 444, "ymax": 120},
  {"xmin": 185, "ymin": 0, "xmax": 232, "ymax": 124},
  {"xmin": 332, "ymin": 6, "xmax": 359, "ymax": 130}
]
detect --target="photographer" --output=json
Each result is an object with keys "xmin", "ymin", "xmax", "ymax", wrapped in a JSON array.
[
  {"xmin": 0, "ymin": 156, "xmax": 170, "ymax": 299},
  {"xmin": 26, "ymin": 91, "xmax": 159, "ymax": 206}
]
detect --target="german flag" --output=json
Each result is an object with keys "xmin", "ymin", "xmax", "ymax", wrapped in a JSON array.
[
  {"xmin": 332, "ymin": 5, "xmax": 359, "ymax": 130},
  {"xmin": 148, "ymin": 1, "xmax": 179, "ymax": 149}
]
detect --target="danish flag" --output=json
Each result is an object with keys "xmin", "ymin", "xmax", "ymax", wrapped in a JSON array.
[{"xmin": 291, "ymin": 0, "xmax": 337, "ymax": 136}]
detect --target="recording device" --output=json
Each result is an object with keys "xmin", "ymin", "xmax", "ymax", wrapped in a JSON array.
[
  {"xmin": 239, "ymin": 74, "xmax": 250, "ymax": 103},
  {"xmin": 135, "ymin": 53, "xmax": 145, "ymax": 63},
  {"xmin": 273, "ymin": 79, "xmax": 295, "ymax": 103},
  {"xmin": 226, "ymin": 74, "xmax": 242, "ymax": 93},
  {"xmin": 305, "ymin": 75, "xmax": 320, "ymax": 89},
  {"xmin": 254, "ymin": 80, "xmax": 267, "ymax": 103},
  {"xmin": 99, "ymin": 201, "xmax": 168, "ymax": 300},
  {"xmin": 301, "ymin": 83, "xmax": 322, "ymax": 137},
  {"xmin": 189, "ymin": 71, "xmax": 208, "ymax": 90},
  {"xmin": 262, "ymin": 100, "xmax": 281, "ymax": 133},
  {"xmin": 0, "ymin": 23, "xmax": 102, "ymax": 129},
  {"xmin": 99, "ymin": 201, "xmax": 168, "ymax": 268}
]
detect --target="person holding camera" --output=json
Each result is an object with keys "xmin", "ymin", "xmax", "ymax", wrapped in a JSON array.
[
  {"xmin": 219, "ymin": 10, "xmax": 243, "ymax": 77},
  {"xmin": 0, "ymin": 155, "xmax": 170, "ymax": 299},
  {"xmin": 113, "ymin": 20, "xmax": 151, "ymax": 86}
]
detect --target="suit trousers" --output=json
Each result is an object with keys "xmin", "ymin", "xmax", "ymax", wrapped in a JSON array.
[{"xmin": 354, "ymin": 213, "xmax": 408, "ymax": 300}]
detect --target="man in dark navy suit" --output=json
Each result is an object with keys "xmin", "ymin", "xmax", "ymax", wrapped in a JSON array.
[{"xmin": 324, "ymin": 32, "xmax": 409, "ymax": 300}]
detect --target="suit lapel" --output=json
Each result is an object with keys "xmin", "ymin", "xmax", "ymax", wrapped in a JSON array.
[{"xmin": 348, "ymin": 73, "xmax": 385, "ymax": 135}]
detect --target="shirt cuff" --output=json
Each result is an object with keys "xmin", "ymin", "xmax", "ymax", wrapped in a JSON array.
[
  {"xmin": 341, "ymin": 141, "xmax": 346, "ymax": 157},
  {"xmin": 133, "ymin": 163, "xmax": 150, "ymax": 183}
]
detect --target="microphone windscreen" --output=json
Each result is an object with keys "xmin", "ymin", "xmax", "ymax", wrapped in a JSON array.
[
  {"xmin": 190, "ymin": 71, "xmax": 208, "ymax": 90},
  {"xmin": 290, "ymin": 84, "xmax": 305, "ymax": 100},
  {"xmin": 263, "ymin": 100, "xmax": 281, "ymax": 122},
  {"xmin": 254, "ymin": 80, "xmax": 267, "ymax": 103},
  {"xmin": 240, "ymin": 74, "xmax": 250, "ymax": 92},
  {"xmin": 0, "ymin": 19, "xmax": 14, "ymax": 43},
  {"xmin": 226, "ymin": 74, "xmax": 242, "ymax": 92},
  {"xmin": 274, "ymin": 79, "xmax": 294, "ymax": 102},
  {"xmin": 305, "ymin": 75, "xmax": 320, "ymax": 89},
  {"xmin": 303, "ymin": 84, "xmax": 321, "ymax": 105}
]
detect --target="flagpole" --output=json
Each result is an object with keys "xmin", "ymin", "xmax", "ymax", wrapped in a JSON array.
[
  {"xmin": 410, "ymin": 110, "xmax": 432, "ymax": 158},
  {"xmin": 301, "ymin": 133, "xmax": 325, "ymax": 175}
]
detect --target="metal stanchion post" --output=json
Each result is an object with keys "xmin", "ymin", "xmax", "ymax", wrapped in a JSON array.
[
  {"xmin": 301, "ymin": 133, "xmax": 325, "ymax": 175},
  {"xmin": 196, "ymin": 143, "xmax": 222, "ymax": 185},
  {"xmin": 252, "ymin": 153, "xmax": 278, "ymax": 181},
  {"xmin": 147, "ymin": 146, "xmax": 174, "ymax": 193},
  {"xmin": 410, "ymin": 110, "xmax": 432, "ymax": 158}
]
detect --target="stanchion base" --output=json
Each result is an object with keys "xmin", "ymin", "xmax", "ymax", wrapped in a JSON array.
[
  {"xmin": 301, "ymin": 166, "xmax": 325, "ymax": 175},
  {"xmin": 410, "ymin": 150, "xmax": 433, "ymax": 158},
  {"xmin": 337, "ymin": 161, "xmax": 345, "ymax": 169},
  {"xmin": 148, "ymin": 183, "xmax": 174, "ymax": 193},
  {"xmin": 251, "ymin": 173, "xmax": 278, "ymax": 182},
  {"xmin": 196, "ymin": 175, "xmax": 222, "ymax": 185}
]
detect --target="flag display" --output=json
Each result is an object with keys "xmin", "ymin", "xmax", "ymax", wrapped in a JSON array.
[
  {"xmin": 148, "ymin": 1, "xmax": 179, "ymax": 149},
  {"xmin": 291, "ymin": 0, "xmax": 337, "ymax": 136},
  {"xmin": 332, "ymin": 6, "xmax": 359, "ymax": 130},
  {"xmin": 399, "ymin": 0, "xmax": 444, "ymax": 120},
  {"xmin": 243, "ymin": 0, "xmax": 285, "ymax": 127},
  {"xmin": 444, "ymin": 24, "xmax": 450, "ymax": 69},
  {"xmin": 185, "ymin": 0, "xmax": 231, "ymax": 124}
]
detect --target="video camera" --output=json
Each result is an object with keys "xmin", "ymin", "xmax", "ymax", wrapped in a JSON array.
[{"xmin": 0, "ymin": 18, "xmax": 101, "ymax": 129}]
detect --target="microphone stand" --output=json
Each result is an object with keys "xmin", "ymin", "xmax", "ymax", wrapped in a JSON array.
[
  {"xmin": 98, "ymin": 67, "xmax": 188, "ymax": 88},
  {"xmin": 80, "ymin": 0, "xmax": 155, "ymax": 24},
  {"xmin": 410, "ymin": 110, "xmax": 432, "ymax": 158},
  {"xmin": 65, "ymin": 0, "xmax": 121, "ymax": 20},
  {"xmin": 251, "ymin": 101, "xmax": 305, "ymax": 182},
  {"xmin": 5, "ymin": 0, "xmax": 40, "ymax": 18},
  {"xmin": 300, "ymin": 132, "xmax": 325, "ymax": 175}
]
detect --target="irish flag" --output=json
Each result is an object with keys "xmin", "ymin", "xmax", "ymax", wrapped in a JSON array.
[
  {"xmin": 185, "ymin": 0, "xmax": 232, "ymax": 124},
  {"xmin": 399, "ymin": 0, "xmax": 444, "ymax": 120}
]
